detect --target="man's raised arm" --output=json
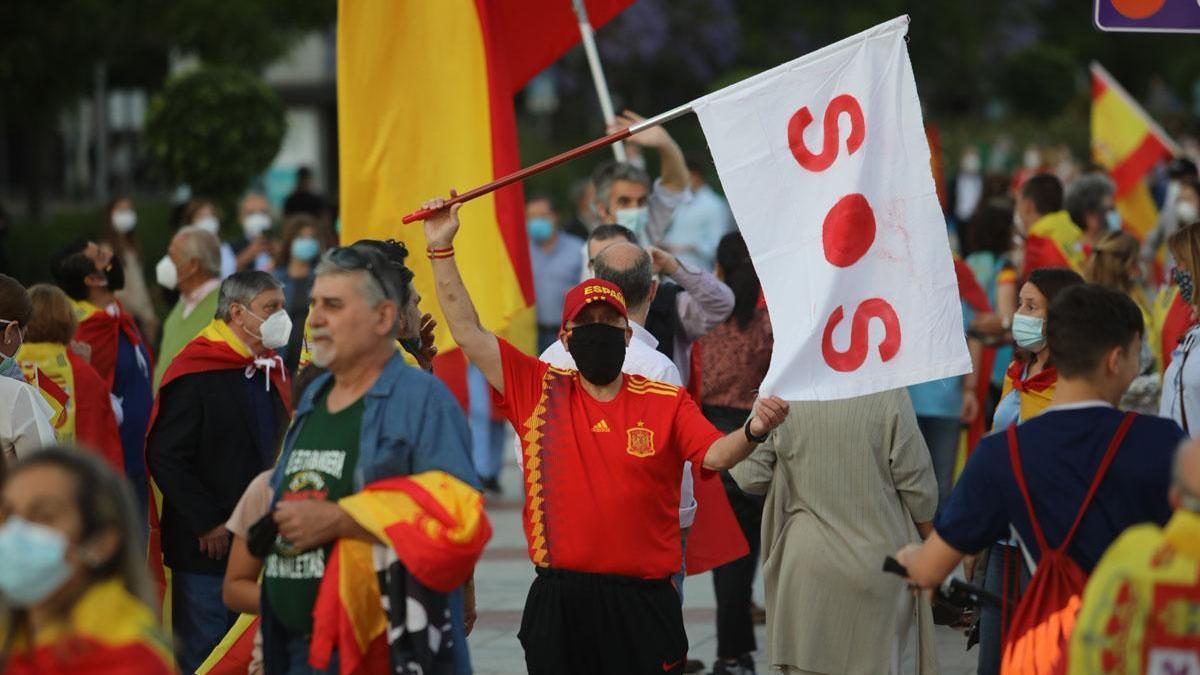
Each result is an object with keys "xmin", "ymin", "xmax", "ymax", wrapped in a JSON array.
[{"xmin": 421, "ymin": 195, "xmax": 505, "ymax": 395}]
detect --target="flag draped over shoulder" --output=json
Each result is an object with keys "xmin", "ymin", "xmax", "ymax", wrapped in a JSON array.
[
  {"xmin": 72, "ymin": 299, "xmax": 153, "ymax": 389},
  {"xmin": 309, "ymin": 471, "xmax": 491, "ymax": 675},
  {"xmin": 336, "ymin": 0, "xmax": 632, "ymax": 400},
  {"xmin": 1, "ymin": 578, "xmax": 173, "ymax": 675},
  {"xmin": 145, "ymin": 319, "xmax": 291, "ymax": 607},
  {"xmin": 1090, "ymin": 62, "xmax": 1180, "ymax": 241},
  {"xmin": 1002, "ymin": 360, "xmax": 1058, "ymax": 424}
]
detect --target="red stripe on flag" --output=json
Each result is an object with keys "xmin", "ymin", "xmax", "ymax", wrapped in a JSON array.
[
  {"xmin": 36, "ymin": 368, "xmax": 69, "ymax": 408},
  {"xmin": 1091, "ymin": 71, "xmax": 1107, "ymax": 100},
  {"xmin": 1110, "ymin": 133, "xmax": 1172, "ymax": 197}
]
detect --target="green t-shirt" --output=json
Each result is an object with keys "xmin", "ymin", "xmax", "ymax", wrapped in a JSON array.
[{"xmin": 263, "ymin": 389, "xmax": 364, "ymax": 635}]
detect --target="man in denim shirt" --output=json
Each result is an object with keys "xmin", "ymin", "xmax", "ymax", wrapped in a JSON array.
[{"xmin": 261, "ymin": 241, "xmax": 479, "ymax": 674}]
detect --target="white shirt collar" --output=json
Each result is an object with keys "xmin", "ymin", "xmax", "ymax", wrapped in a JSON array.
[
  {"xmin": 182, "ymin": 278, "xmax": 221, "ymax": 319},
  {"xmin": 630, "ymin": 321, "xmax": 659, "ymax": 349},
  {"xmin": 1043, "ymin": 400, "xmax": 1114, "ymax": 413}
]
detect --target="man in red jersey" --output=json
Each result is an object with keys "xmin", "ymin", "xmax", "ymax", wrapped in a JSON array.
[{"xmin": 421, "ymin": 194, "xmax": 788, "ymax": 675}]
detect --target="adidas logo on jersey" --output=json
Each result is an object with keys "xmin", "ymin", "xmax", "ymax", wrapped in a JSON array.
[{"xmin": 591, "ymin": 419, "xmax": 611, "ymax": 433}]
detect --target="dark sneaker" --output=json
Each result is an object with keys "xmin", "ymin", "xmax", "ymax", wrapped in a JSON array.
[{"xmin": 710, "ymin": 654, "xmax": 756, "ymax": 675}]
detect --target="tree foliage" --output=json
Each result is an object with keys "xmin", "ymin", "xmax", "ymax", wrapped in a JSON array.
[{"xmin": 145, "ymin": 66, "xmax": 285, "ymax": 202}]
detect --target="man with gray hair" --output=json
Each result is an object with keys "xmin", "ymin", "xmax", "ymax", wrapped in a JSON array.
[
  {"xmin": 153, "ymin": 225, "xmax": 224, "ymax": 390},
  {"xmin": 1070, "ymin": 437, "xmax": 1200, "ymax": 671},
  {"xmin": 1065, "ymin": 172, "xmax": 1118, "ymax": 252},
  {"xmin": 593, "ymin": 110, "xmax": 690, "ymax": 246},
  {"xmin": 146, "ymin": 270, "xmax": 293, "ymax": 672},
  {"xmin": 260, "ymin": 240, "xmax": 481, "ymax": 673}
]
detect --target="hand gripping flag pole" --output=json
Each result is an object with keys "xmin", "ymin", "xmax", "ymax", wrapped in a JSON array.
[{"xmin": 401, "ymin": 100, "xmax": 695, "ymax": 224}]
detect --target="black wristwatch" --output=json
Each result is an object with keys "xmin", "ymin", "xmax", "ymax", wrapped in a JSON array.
[{"xmin": 743, "ymin": 416, "xmax": 770, "ymax": 444}]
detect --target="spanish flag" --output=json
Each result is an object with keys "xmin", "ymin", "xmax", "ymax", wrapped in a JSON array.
[
  {"xmin": 336, "ymin": 0, "xmax": 633, "ymax": 398},
  {"xmin": 1155, "ymin": 284, "xmax": 1195, "ymax": 373},
  {"xmin": 0, "ymin": 578, "xmax": 174, "ymax": 674},
  {"xmin": 1001, "ymin": 360, "xmax": 1058, "ymax": 425},
  {"xmin": 1090, "ymin": 62, "xmax": 1180, "ymax": 242},
  {"xmin": 145, "ymin": 319, "xmax": 292, "ymax": 611},
  {"xmin": 71, "ymin": 299, "xmax": 154, "ymax": 390},
  {"xmin": 309, "ymin": 471, "xmax": 491, "ymax": 674},
  {"xmin": 196, "ymin": 613, "xmax": 260, "ymax": 675}
]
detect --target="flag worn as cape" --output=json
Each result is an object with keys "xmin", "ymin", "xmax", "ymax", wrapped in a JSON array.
[
  {"xmin": 1090, "ymin": 62, "xmax": 1180, "ymax": 242},
  {"xmin": 17, "ymin": 341, "xmax": 123, "ymax": 471},
  {"xmin": 72, "ymin": 299, "xmax": 154, "ymax": 390},
  {"xmin": 0, "ymin": 578, "xmax": 174, "ymax": 674},
  {"xmin": 1156, "ymin": 284, "xmax": 1195, "ymax": 373},
  {"xmin": 145, "ymin": 319, "xmax": 292, "ymax": 606},
  {"xmin": 310, "ymin": 471, "xmax": 491, "ymax": 675},
  {"xmin": 1021, "ymin": 210, "xmax": 1084, "ymax": 278},
  {"xmin": 337, "ymin": 0, "xmax": 633, "ymax": 404},
  {"xmin": 1001, "ymin": 359, "xmax": 1058, "ymax": 424}
]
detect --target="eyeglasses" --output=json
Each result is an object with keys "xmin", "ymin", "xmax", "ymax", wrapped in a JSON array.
[{"xmin": 324, "ymin": 246, "xmax": 394, "ymax": 300}]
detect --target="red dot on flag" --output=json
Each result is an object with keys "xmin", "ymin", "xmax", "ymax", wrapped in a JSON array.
[
  {"xmin": 1111, "ymin": 0, "xmax": 1164, "ymax": 19},
  {"xmin": 822, "ymin": 193, "xmax": 876, "ymax": 267}
]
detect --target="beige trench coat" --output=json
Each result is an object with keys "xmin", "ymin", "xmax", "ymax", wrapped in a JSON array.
[{"xmin": 730, "ymin": 389, "xmax": 940, "ymax": 675}]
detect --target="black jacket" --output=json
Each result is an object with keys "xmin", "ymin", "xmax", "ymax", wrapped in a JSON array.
[{"xmin": 146, "ymin": 369, "xmax": 288, "ymax": 575}]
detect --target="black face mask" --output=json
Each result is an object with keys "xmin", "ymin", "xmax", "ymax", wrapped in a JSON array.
[
  {"xmin": 104, "ymin": 255, "xmax": 125, "ymax": 291},
  {"xmin": 566, "ymin": 323, "xmax": 626, "ymax": 385}
]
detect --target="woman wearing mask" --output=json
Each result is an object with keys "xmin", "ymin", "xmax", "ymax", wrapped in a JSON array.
[
  {"xmin": 0, "ymin": 448, "xmax": 173, "ymax": 673},
  {"xmin": 104, "ymin": 197, "xmax": 160, "ymax": 346},
  {"xmin": 975, "ymin": 266, "xmax": 1084, "ymax": 675},
  {"xmin": 695, "ymin": 232, "xmax": 772, "ymax": 675},
  {"xmin": 272, "ymin": 214, "xmax": 330, "ymax": 373},
  {"xmin": 0, "ymin": 275, "xmax": 56, "ymax": 460},
  {"xmin": 1160, "ymin": 222, "xmax": 1200, "ymax": 437},
  {"xmin": 16, "ymin": 285, "xmax": 124, "ymax": 472},
  {"xmin": 1087, "ymin": 231, "xmax": 1160, "ymax": 412},
  {"xmin": 183, "ymin": 198, "xmax": 237, "ymax": 279}
]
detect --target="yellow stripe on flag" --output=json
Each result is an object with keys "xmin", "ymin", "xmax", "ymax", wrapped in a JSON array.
[{"xmin": 1116, "ymin": 181, "xmax": 1159, "ymax": 242}]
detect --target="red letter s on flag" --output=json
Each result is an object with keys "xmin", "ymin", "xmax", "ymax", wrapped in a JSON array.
[
  {"xmin": 787, "ymin": 94, "xmax": 866, "ymax": 172},
  {"xmin": 821, "ymin": 298, "xmax": 902, "ymax": 372}
]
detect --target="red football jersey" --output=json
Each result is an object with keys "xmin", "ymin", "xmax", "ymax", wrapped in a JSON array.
[{"xmin": 493, "ymin": 339, "xmax": 723, "ymax": 579}]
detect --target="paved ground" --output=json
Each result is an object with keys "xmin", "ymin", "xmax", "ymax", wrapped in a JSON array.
[{"xmin": 467, "ymin": 457, "xmax": 979, "ymax": 675}]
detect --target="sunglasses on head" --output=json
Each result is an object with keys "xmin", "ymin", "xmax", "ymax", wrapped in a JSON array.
[{"xmin": 325, "ymin": 246, "xmax": 393, "ymax": 298}]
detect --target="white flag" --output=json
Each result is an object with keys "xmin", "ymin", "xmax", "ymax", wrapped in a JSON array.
[{"xmin": 693, "ymin": 15, "xmax": 970, "ymax": 401}]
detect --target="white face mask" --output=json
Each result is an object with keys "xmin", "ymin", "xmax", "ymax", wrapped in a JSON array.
[
  {"xmin": 155, "ymin": 255, "xmax": 178, "ymax": 290},
  {"xmin": 242, "ymin": 212, "xmax": 271, "ymax": 238},
  {"xmin": 1178, "ymin": 200, "xmax": 1199, "ymax": 225},
  {"xmin": 112, "ymin": 209, "xmax": 137, "ymax": 233},
  {"xmin": 614, "ymin": 207, "xmax": 649, "ymax": 238},
  {"xmin": 194, "ymin": 216, "xmax": 220, "ymax": 236},
  {"xmin": 245, "ymin": 308, "xmax": 292, "ymax": 350}
]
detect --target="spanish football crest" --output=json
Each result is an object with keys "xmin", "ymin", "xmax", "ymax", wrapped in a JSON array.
[{"xmin": 626, "ymin": 422, "xmax": 655, "ymax": 458}]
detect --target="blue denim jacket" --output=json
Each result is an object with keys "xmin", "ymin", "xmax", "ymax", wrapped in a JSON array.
[{"xmin": 268, "ymin": 352, "xmax": 480, "ymax": 674}]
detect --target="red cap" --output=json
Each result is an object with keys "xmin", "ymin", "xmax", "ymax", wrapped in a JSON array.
[{"xmin": 560, "ymin": 279, "xmax": 628, "ymax": 329}]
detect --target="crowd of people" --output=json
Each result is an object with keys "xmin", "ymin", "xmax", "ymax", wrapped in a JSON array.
[{"xmin": 0, "ymin": 116, "xmax": 1199, "ymax": 675}]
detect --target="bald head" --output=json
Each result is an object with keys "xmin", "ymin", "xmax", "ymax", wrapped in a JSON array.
[
  {"xmin": 593, "ymin": 242, "xmax": 655, "ymax": 312},
  {"xmin": 1173, "ymin": 439, "xmax": 1200, "ymax": 513}
]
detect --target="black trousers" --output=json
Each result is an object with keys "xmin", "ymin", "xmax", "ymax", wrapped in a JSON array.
[
  {"xmin": 519, "ymin": 567, "xmax": 688, "ymax": 675},
  {"xmin": 711, "ymin": 471, "xmax": 765, "ymax": 659}
]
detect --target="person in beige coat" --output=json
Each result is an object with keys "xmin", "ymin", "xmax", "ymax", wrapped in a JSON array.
[{"xmin": 730, "ymin": 389, "xmax": 940, "ymax": 675}]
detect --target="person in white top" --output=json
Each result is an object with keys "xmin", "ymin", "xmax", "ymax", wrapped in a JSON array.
[
  {"xmin": 1161, "ymin": 221, "xmax": 1200, "ymax": 436},
  {"xmin": 0, "ymin": 274, "xmax": 57, "ymax": 460}
]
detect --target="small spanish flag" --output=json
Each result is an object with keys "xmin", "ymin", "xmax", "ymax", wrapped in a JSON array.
[
  {"xmin": 1090, "ymin": 62, "xmax": 1180, "ymax": 242},
  {"xmin": 309, "ymin": 471, "xmax": 491, "ymax": 674},
  {"xmin": 1001, "ymin": 360, "xmax": 1058, "ymax": 424}
]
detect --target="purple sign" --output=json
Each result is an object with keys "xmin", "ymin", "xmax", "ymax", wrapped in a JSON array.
[{"xmin": 1095, "ymin": 0, "xmax": 1200, "ymax": 33}]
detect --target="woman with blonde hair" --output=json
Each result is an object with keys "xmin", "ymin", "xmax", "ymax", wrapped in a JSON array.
[
  {"xmin": 1087, "ymin": 231, "xmax": 1159, "ymax": 413},
  {"xmin": 1160, "ymin": 222, "xmax": 1200, "ymax": 435}
]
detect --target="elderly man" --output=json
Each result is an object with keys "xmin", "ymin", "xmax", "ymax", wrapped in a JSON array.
[
  {"xmin": 146, "ymin": 271, "xmax": 293, "ymax": 673},
  {"xmin": 587, "ymin": 224, "xmax": 734, "ymax": 384},
  {"xmin": 260, "ymin": 241, "xmax": 479, "ymax": 674},
  {"xmin": 593, "ymin": 110, "xmax": 689, "ymax": 246},
  {"xmin": 153, "ymin": 225, "xmax": 223, "ymax": 390},
  {"xmin": 1065, "ymin": 172, "xmax": 1118, "ymax": 253},
  {"xmin": 423, "ymin": 195, "xmax": 787, "ymax": 675},
  {"xmin": 1069, "ymin": 438, "xmax": 1200, "ymax": 673}
]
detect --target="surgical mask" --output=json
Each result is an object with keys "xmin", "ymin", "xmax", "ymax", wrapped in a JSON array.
[
  {"xmin": 290, "ymin": 237, "xmax": 320, "ymax": 262},
  {"xmin": 527, "ymin": 217, "xmax": 553, "ymax": 243},
  {"xmin": 1178, "ymin": 200, "xmax": 1199, "ymax": 225},
  {"xmin": 1012, "ymin": 313, "xmax": 1046, "ymax": 351},
  {"xmin": 1106, "ymin": 209, "xmax": 1122, "ymax": 232},
  {"xmin": 242, "ymin": 212, "xmax": 272, "ymax": 238},
  {"xmin": 155, "ymin": 255, "xmax": 178, "ymax": 290},
  {"xmin": 0, "ymin": 517, "xmax": 72, "ymax": 608},
  {"xmin": 614, "ymin": 207, "xmax": 649, "ymax": 238},
  {"xmin": 0, "ymin": 319, "xmax": 24, "ymax": 378},
  {"xmin": 111, "ymin": 209, "xmax": 137, "ymax": 233},
  {"xmin": 194, "ymin": 216, "xmax": 220, "ymax": 236},
  {"xmin": 1174, "ymin": 266, "xmax": 1195, "ymax": 304},
  {"xmin": 566, "ymin": 323, "xmax": 626, "ymax": 385},
  {"xmin": 244, "ymin": 308, "xmax": 293, "ymax": 350}
]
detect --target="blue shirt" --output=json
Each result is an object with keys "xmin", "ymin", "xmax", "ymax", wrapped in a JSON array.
[
  {"xmin": 663, "ymin": 184, "xmax": 734, "ymax": 271},
  {"xmin": 113, "ymin": 331, "xmax": 154, "ymax": 477},
  {"xmin": 935, "ymin": 407, "xmax": 1181, "ymax": 572},
  {"xmin": 530, "ymin": 232, "xmax": 586, "ymax": 326},
  {"xmin": 908, "ymin": 301, "xmax": 971, "ymax": 419}
]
